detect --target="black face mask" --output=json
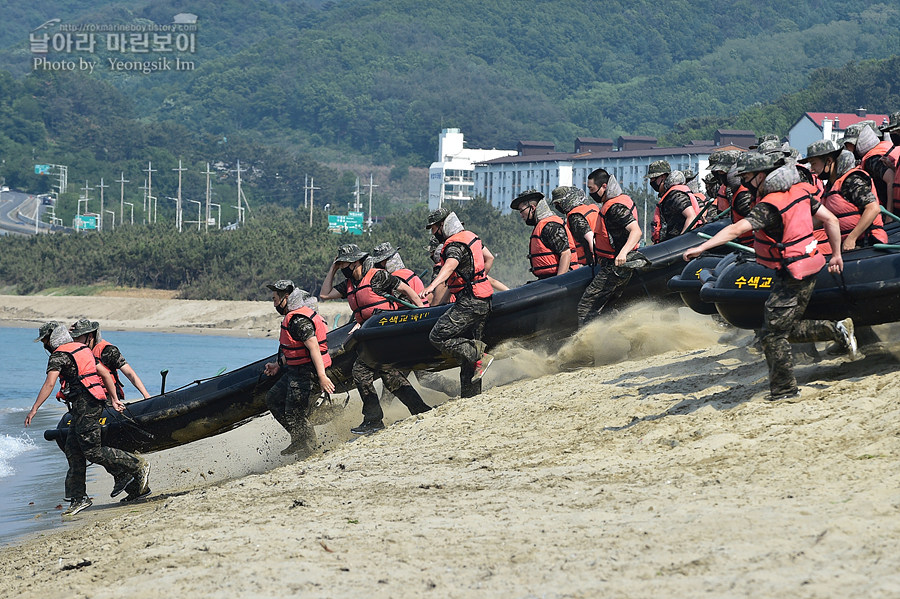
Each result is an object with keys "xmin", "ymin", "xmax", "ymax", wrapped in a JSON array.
[
  {"xmin": 524, "ymin": 208, "xmax": 537, "ymax": 226},
  {"xmin": 713, "ymin": 172, "xmax": 728, "ymax": 185},
  {"xmin": 434, "ymin": 227, "xmax": 446, "ymax": 242},
  {"xmin": 341, "ymin": 266, "xmax": 355, "ymax": 280},
  {"xmin": 649, "ymin": 179, "xmax": 662, "ymax": 192},
  {"xmin": 743, "ymin": 179, "xmax": 759, "ymax": 195},
  {"xmin": 275, "ymin": 296, "xmax": 289, "ymax": 315},
  {"xmin": 589, "ymin": 191, "xmax": 603, "ymax": 203},
  {"xmin": 43, "ymin": 340, "xmax": 53, "ymax": 353}
]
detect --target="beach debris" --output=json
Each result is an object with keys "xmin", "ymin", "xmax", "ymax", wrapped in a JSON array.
[
  {"xmin": 60, "ymin": 560, "xmax": 92, "ymax": 571},
  {"xmin": 289, "ymin": 499, "xmax": 307, "ymax": 509},
  {"xmin": 318, "ymin": 540, "xmax": 334, "ymax": 553}
]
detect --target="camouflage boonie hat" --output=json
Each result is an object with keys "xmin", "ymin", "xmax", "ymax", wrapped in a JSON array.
[
  {"xmin": 69, "ymin": 318, "xmax": 100, "ymax": 338},
  {"xmin": 840, "ymin": 120, "xmax": 877, "ymax": 146},
  {"xmin": 644, "ymin": 160, "xmax": 671, "ymax": 179},
  {"xmin": 34, "ymin": 321, "xmax": 62, "ymax": 342},
  {"xmin": 266, "ymin": 279, "xmax": 295, "ymax": 293},
  {"xmin": 734, "ymin": 151, "xmax": 783, "ymax": 175},
  {"xmin": 334, "ymin": 243, "xmax": 368, "ymax": 263},
  {"xmin": 800, "ymin": 139, "xmax": 841, "ymax": 162},
  {"xmin": 879, "ymin": 111, "xmax": 900, "ymax": 133},
  {"xmin": 370, "ymin": 241, "xmax": 399, "ymax": 264},
  {"xmin": 749, "ymin": 134, "xmax": 779, "ymax": 150},
  {"xmin": 550, "ymin": 186, "xmax": 585, "ymax": 212},
  {"xmin": 708, "ymin": 149, "xmax": 741, "ymax": 173},
  {"xmin": 424, "ymin": 207, "xmax": 451, "ymax": 229},
  {"xmin": 755, "ymin": 139, "xmax": 784, "ymax": 155},
  {"xmin": 682, "ymin": 168, "xmax": 697, "ymax": 182},
  {"xmin": 510, "ymin": 189, "xmax": 544, "ymax": 210}
]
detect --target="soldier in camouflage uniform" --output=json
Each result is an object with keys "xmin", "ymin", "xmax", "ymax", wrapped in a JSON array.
[
  {"xmin": 25, "ymin": 322, "xmax": 150, "ymax": 516},
  {"xmin": 705, "ymin": 149, "xmax": 742, "ymax": 221},
  {"xmin": 511, "ymin": 189, "xmax": 572, "ymax": 278},
  {"xmin": 264, "ymin": 280, "xmax": 335, "ymax": 456},
  {"xmin": 684, "ymin": 152, "xmax": 859, "ymax": 400},
  {"xmin": 576, "ymin": 169, "xmax": 644, "ymax": 325},
  {"xmin": 552, "ymin": 185, "xmax": 596, "ymax": 265},
  {"xmin": 800, "ymin": 139, "xmax": 886, "ymax": 250},
  {"xmin": 421, "ymin": 208, "xmax": 494, "ymax": 398},
  {"xmin": 645, "ymin": 160, "xmax": 699, "ymax": 243},
  {"xmin": 843, "ymin": 122, "xmax": 895, "ymax": 206},
  {"xmin": 320, "ymin": 244, "xmax": 431, "ymax": 434}
]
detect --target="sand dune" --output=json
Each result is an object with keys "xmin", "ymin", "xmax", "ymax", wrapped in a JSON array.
[{"xmin": 1, "ymin": 298, "xmax": 899, "ymax": 598}]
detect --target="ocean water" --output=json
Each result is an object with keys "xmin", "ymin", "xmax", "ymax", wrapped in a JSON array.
[{"xmin": 0, "ymin": 325, "xmax": 274, "ymax": 546}]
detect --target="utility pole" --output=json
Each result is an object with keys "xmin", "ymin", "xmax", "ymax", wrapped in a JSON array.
[
  {"xmin": 173, "ymin": 159, "xmax": 187, "ymax": 232},
  {"xmin": 364, "ymin": 173, "xmax": 378, "ymax": 230},
  {"xmin": 124, "ymin": 202, "xmax": 134, "ymax": 225},
  {"xmin": 303, "ymin": 174, "xmax": 308, "ymax": 209},
  {"xmin": 144, "ymin": 162, "xmax": 157, "ymax": 223},
  {"xmin": 140, "ymin": 179, "xmax": 149, "ymax": 224},
  {"xmin": 234, "ymin": 159, "xmax": 250, "ymax": 224},
  {"xmin": 80, "ymin": 180, "xmax": 93, "ymax": 217},
  {"xmin": 115, "ymin": 172, "xmax": 128, "ymax": 226},
  {"xmin": 354, "ymin": 177, "xmax": 361, "ymax": 212},
  {"xmin": 305, "ymin": 177, "xmax": 320, "ymax": 227},
  {"xmin": 203, "ymin": 162, "xmax": 213, "ymax": 232},
  {"xmin": 97, "ymin": 178, "xmax": 108, "ymax": 231}
]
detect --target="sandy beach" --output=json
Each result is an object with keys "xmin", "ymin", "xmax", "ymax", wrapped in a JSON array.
[{"xmin": 1, "ymin": 295, "xmax": 899, "ymax": 598}]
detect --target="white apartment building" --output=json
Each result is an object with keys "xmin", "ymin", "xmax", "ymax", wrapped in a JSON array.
[
  {"xmin": 472, "ymin": 131, "xmax": 754, "ymax": 214},
  {"xmin": 428, "ymin": 128, "xmax": 517, "ymax": 209}
]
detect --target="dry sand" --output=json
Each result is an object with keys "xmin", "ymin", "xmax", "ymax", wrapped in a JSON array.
[{"xmin": 1, "ymin": 296, "xmax": 899, "ymax": 598}]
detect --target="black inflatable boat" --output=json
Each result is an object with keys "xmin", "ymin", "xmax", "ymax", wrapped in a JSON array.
[
  {"xmin": 44, "ymin": 321, "xmax": 359, "ymax": 454},
  {"xmin": 43, "ymin": 220, "xmax": 727, "ymax": 454}
]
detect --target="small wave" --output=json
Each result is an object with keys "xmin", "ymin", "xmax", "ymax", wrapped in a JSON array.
[
  {"xmin": 0, "ymin": 406, "xmax": 28, "ymax": 415},
  {"xmin": 0, "ymin": 433, "xmax": 37, "ymax": 478}
]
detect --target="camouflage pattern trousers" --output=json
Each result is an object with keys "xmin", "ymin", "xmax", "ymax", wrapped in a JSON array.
[
  {"xmin": 762, "ymin": 273, "xmax": 839, "ymax": 396},
  {"xmin": 576, "ymin": 263, "xmax": 633, "ymax": 326},
  {"xmin": 352, "ymin": 358, "xmax": 430, "ymax": 423},
  {"xmin": 265, "ymin": 365, "xmax": 318, "ymax": 449},
  {"xmin": 64, "ymin": 393, "xmax": 143, "ymax": 500},
  {"xmin": 428, "ymin": 294, "xmax": 491, "ymax": 398}
]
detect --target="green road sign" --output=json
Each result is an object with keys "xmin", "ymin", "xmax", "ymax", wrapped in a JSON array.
[
  {"xmin": 73, "ymin": 214, "xmax": 97, "ymax": 230},
  {"xmin": 328, "ymin": 211, "xmax": 364, "ymax": 235}
]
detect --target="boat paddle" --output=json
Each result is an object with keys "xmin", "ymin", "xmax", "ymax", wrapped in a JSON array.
[
  {"xmin": 159, "ymin": 369, "xmax": 169, "ymax": 394},
  {"xmin": 880, "ymin": 206, "xmax": 900, "ymax": 223},
  {"xmin": 384, "ymin": 293, "xmax": 420, "ymax": 310},
  {"xmin": 873, "ymin": 244, "xmax": 900, "ymax": 251},
  {"xmin": 696, "ymin": 232, "xmax": 755, "ymax": 254}
]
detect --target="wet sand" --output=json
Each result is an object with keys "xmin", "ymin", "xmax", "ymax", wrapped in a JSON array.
[{"xmin": 1, "ymin": 298, "xmax": 899, "ymax": 597}]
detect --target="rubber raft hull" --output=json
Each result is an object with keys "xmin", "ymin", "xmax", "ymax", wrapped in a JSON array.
[
  {"xmin": 44, "ymin": 322, "xmax": 359, "ymax": 454},
  {"xmin": 696, "ymin": 245, "xmax": 900, "ymax": 329},
  {"xmin": 354, "ymin": 221, "xmax": 726, "ymax": 371},
  {"xmin": 671, "ymin": 221, "xmax": 900, "ymax": 322}
]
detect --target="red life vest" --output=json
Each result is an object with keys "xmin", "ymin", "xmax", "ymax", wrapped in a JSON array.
[
  {"xmin": 823, "ymin": 168, "xmax": 888, "ymax": 244},
  {"xmin": 347, "ymin": 267, "xmax": 399, "ymax": 324},
  {"xmin": 441, "ymin": 230, "xmax": 493, "ymax": 299},
  {"xmin": 54, "ymin": 342, "xmax": 108, "ymax": 402},
  {"xmin": 882, "ymin": 144, "xmax": 900, "ymax": 209},
  {"xmin": 392, "ymin": 268, "xmax": 427, "ymax": 305},
  {"xmin": 92, "ymin": 339, "xmax": 125, "ymax": 399},
  {"xmin": 565, "ymin": 204, "xmax": 600, "ymax": 266},
  {"xmin": 594, "ymin": 194, "xmax": 640, "ymax": 260},
  {"xmin": 651, "ymin": 184, "xmax": 703, "ymax": 244},
  {"xmin": 715, "ymin": 184, "xmax": 730, "ymax": 213},
  {"xmin": 862, "ymin": 140, "xmax": 894, "ymax": 204},
  {"xmin": 529, "ymin": 215, "xmax": 574, "ymax": 278},
  {"xmin": 279, "ymin": 307, "xmax": 332, "ymax": 368},
  {"xmin": 753, "ymin": 184, "xmax": 826, "ymax": 279}
]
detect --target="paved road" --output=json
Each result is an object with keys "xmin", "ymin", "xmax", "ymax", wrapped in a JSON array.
[{"xmin": 0, "ymin": 190, "xmax": 52, "ymax": 235}]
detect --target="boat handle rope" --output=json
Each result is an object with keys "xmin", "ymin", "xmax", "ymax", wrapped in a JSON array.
[{"xmin": 696, "ymin": 232, "xmax": 755, "ymax": 254}]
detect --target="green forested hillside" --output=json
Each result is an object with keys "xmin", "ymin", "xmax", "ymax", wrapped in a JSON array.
[
  {"xmin": 3, "ymin": 0, "xmax": 899, "ymax": 164},
  {"xmin": 133, "ymin": 0, "xmax": 900, "ymax": 160}
]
